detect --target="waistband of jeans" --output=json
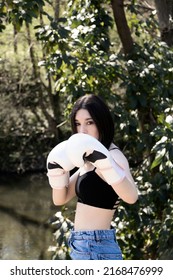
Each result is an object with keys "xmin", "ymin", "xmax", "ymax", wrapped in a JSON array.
[{"xmin": 70, "ymin": 229, "xmax": 116, "ymax": 241}]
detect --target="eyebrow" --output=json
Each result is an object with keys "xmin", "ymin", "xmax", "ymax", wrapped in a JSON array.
[{"xmin": 75, "ymin": 117, "xmax": 93, "ymax": 121}]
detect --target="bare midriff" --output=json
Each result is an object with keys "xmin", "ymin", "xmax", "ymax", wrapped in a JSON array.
[{"xmin": 74, "ymin": 202, "xmax": 115, "ymax": 230}]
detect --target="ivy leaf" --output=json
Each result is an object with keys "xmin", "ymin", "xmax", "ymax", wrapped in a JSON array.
[{"xmin": 151, "ymin": 148, "xmax": 166, "ymax": 169}]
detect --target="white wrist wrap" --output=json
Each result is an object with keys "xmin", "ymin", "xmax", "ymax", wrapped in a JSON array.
[
  {"xmin": 99, "ymin": 159, "xmax": 125, "ymax": 185},
  {"xmin": 47, "ymin": 169, "xmax": 69, "ymax": 189}
]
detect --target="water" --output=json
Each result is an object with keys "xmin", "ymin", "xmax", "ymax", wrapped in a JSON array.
[{"xmin": 0, "ymin": 173, "xmax": 59, "ymax": 260}]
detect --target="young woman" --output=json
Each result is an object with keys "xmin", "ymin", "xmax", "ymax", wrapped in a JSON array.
[{"xmin": 47, "ymin": 94, "xmax": 138, "ymax": 260}]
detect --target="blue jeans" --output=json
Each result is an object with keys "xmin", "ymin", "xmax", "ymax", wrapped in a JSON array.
[{"xmin": 68, "ymin": 229, "xmax": 123, "ymax": 260}]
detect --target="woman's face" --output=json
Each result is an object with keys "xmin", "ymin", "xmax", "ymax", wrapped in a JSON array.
[{"xmin": 74, "ymin": 109, "xmax": 100, "ymax": 140}]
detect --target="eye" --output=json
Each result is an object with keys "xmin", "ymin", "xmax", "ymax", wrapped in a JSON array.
[
  {"xmin": 87, "ymin": 120, "xmax": 94, "ymax": 125},
  {"xmin": 74, "ymin": 122, "xmax": 80, "ymax": 126},
  {"xmin": 87, "ymin": 120, "xmax": 95, "ymax": 125}
]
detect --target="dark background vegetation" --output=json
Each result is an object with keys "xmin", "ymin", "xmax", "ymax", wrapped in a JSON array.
[{"xmin": 0, "ymin": 0, "xmax": 173, "ymax": 259}]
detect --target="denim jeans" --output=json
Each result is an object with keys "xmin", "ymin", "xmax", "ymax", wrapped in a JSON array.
[{"xmin": 68, "ymin": 229, "xmax": 123, "ymax": 260}]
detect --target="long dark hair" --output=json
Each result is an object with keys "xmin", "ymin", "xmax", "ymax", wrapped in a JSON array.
[{"xmin": 70, "ymin": 94, "xmax": 114, "ymax": 149}]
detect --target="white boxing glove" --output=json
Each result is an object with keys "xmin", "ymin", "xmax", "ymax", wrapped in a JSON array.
[
  {"xmin": 47, "ymin": 141, "xmax": 75, "ymax": 189},
  {"xmin": 66, "ymin": 133, "xmax": 125, "ymax": 185}
]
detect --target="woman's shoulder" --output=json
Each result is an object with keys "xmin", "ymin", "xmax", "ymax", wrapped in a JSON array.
[
  {"xmin": 109, "ymin": 143, "xmax": 119, "ymax": 151},
  {"xmin": 109, "ymin": 143, "xmax": 129, "ymax": 169}
]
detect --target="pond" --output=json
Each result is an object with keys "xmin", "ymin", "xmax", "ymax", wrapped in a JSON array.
[{"xmin": 0, "ymin": 173, "xmax": 61, "ymax": 260}]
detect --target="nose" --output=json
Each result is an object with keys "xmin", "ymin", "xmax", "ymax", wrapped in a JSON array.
[{"xmin": 79, "ymin": 125, "xmax": 87, "ymax": 134}]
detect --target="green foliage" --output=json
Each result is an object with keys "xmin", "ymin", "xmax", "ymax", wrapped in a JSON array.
[
  {"xmin": 48, "ymin": 210, "xmax": 74, "ymax": 260},
  {"xmin": 35, "ymin": 0, "xmax": 115, "ymax": 117},
  {"xmin": 38, "ymin": 1, "xmax": 173, "ymax": 260},
  {"xmin": 0, "ymin": 0, "xmax": 48, "ymax": 31},
  {"xmin": 0, "ymin": 58, "xmax": 53, "ymax": 173}
]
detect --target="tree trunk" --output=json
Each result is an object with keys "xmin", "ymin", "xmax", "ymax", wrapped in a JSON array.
[
  {"xmin": 25, "ymin": 21, "xmax": 60, "ymax": 139},
  {"xmin": 54, "ymin": 0, "xmax": 60, "ymax": 21},
  {"xmin": 26, "ymin": 22, "xmax": 38, "ymax": 77},
  {"xmin": 154, "ymin": 0, "xmax": 173, "ymax": 46},
  {"xmin": 111, "ymin": 0, "xmax": 134, "ymax": 55},
  {"xmin": 13, "ymin": 25, "xmax": 18, "ymax": 53}
]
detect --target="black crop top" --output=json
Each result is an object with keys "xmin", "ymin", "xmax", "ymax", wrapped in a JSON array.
[{"xmin": 75, "ymin": 168, "xmax": 120, "ymax": 210}]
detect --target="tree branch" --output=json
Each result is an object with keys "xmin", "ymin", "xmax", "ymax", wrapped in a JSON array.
[{"xmin": 111, "ymin": 0, "xmax": 134, "ymax": 55}]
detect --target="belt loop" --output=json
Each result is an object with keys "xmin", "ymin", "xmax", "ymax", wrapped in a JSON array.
[{"xmin": 94, "ymin": 230, "xmax": 100, "ymax": 242}]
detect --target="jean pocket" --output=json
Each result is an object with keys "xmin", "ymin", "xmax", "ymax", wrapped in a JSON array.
[
  {"xmin": 69, "ymin": 239, "xmax": 91, "ymax": 260},
  {"xmin": 98, "ymin": 253, "xmax": 123, "ymax": 260}
]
